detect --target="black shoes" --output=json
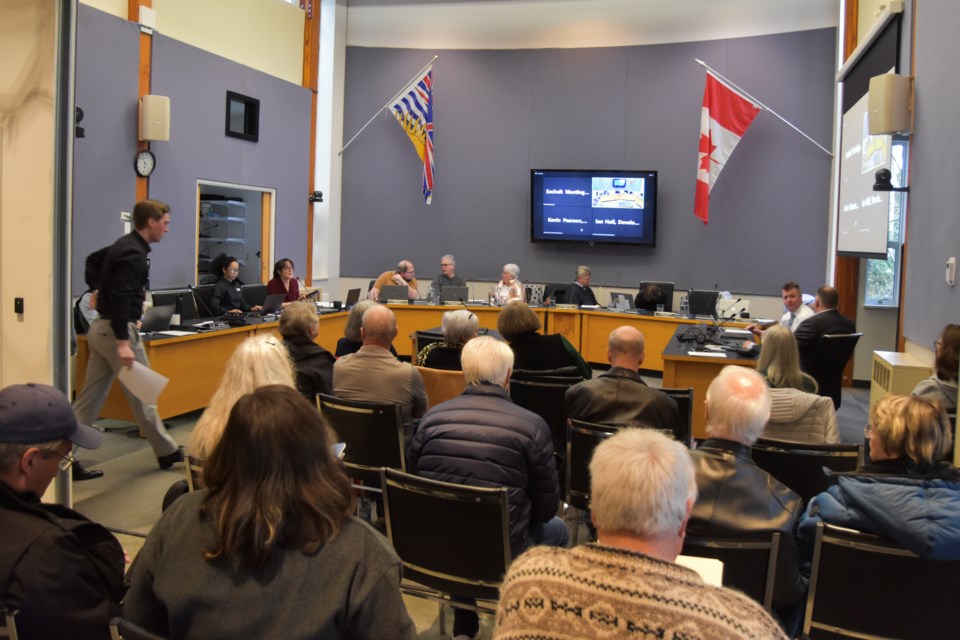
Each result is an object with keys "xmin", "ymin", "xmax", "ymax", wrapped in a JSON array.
[
  {"xmin": 72, "ymin": 461, "xmax": 104, "ymax": 481},
  {"xmin": 157, "ymin": 446, "xmax": 185, "ymax": 470}
]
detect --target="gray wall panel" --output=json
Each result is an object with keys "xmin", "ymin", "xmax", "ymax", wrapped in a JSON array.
[
  {"xmin": 904, "ymin": 2, "xmax": 960, "ymax": 345},
  {"xmin": 72, "ymin": 5, "xmax": 139, "ymax": 296},
  {"xmin": 341, "ymin": 29, "xmax": 836, "ymax": 295}
]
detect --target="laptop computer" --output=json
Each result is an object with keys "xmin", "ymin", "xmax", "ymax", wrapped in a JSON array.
[
  {"xmin": 380, "ymin": 285, "xmax": 409, "ymax": 302},
  {"xmin": 440, "ymin": 286, "xmax": 469, "ymax": 304},
  {"xmin": 141, "ymin": 304, "xmax": 175, "ymax": 333},
  {"xmin": 609, "ymin": 291, "xmax": 634, "ymax": 310},
  {"xmin": 254, "ymin": 293, "xmax": 285, "ymax": 316},
  {"xmin": 344, "ymin": 288, "xmax": 361, "ymax": 308}
]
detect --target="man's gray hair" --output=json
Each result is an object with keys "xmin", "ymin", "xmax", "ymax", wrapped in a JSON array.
[
  {"xmin": 441, "ymin": 309, "xmax": 478, "ymax": 345},
  {"xmin": 461, "ymin": 336, "xmax": 513, "ymax": 386},
  {"xmin": 590, "ymin": 429, "xmax": 697, "ymax": 538},
  {"xmin": 705, "ymin": 365, "xmax": 771, "ymax": 445},
  {"xmin": 576, "ymin": 265, "xmax": 591, "ymax": 278},
  {"xmin": 442, "ymin": 254, "xmax": 456, "ymax": 266},
  {"xmin": 502, "ymin": 263, "xmax": 520, "ymax": 279}
]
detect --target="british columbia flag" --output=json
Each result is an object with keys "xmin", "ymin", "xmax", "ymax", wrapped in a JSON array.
[{"xmin": 389, "ymin": 66, "xmax": 434, "ymax": 204}]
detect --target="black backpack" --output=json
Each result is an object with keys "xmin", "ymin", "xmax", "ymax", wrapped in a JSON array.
[{"xmin": 74, "ymin": 245, "xmax": 110, "ymax": 334}]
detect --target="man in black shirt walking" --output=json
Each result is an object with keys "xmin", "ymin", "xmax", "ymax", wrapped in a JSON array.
[{"xmin": 73, "ymin": 199, "xmax": 183, "ymax": 476}]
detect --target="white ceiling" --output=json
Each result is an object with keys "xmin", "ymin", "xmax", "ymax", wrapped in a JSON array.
[{"xmin": 345, "ymin": 0, "xmax": 841, "ymax": 50}]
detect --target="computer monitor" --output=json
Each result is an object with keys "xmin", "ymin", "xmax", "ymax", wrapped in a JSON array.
[
  {"xmin": 140, "ymin": 305, "xmax": 175, "ymax": 333},
  {"xmin": 380, "ymin": 285, "xmax": 409, "ymax": 302},
  {"xmin": 687, "ymin": 290, "xmax": 720, "ymax": 317},
  {"xmin": 636, "ymin": 281, "xmax": 674, "ymax": 312},
  {"xmin": 344, "ymin": 288, "xmax": 361, "ymax": 308},
  {"xmin": 191, "ymin": 284, "xmax": 216, "ymax": 318},
  {"xmin": 151, "ymin": 289, "xmax": 191, "ymax": 313},
  {"xmin": 542, "ymin": 283, "xmax": 568, "ymax": 306}
]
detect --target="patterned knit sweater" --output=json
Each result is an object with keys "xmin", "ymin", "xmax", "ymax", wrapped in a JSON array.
[{"xmin": 494, "ymin": 543, "xmax": 786, "ymax": 640}]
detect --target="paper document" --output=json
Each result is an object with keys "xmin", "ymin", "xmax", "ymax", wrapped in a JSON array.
[
  {"xmin": 157, "ymin": 330, "xmax": 195, "ymax": 337},
  {"xmin": 676, "ymin": 555, "xmax": 724, "ymax": 586},
  {"xmin": 686, "ymin": 351, "xmax": 727, "ymax": 358},
  {"xmin": 117, "ymin": 361, "xmax": 169, "ymax": 405}
]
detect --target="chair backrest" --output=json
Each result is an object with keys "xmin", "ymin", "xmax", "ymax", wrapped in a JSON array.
[
  {"xmin": 318, "ymin": 394, "xmax": 405, "ymax": 486},
  {"xmin": 751, "ymin": 439, "xmax": 861, "ymax": 504},
  {"xmin": 542, "ymin": 283, "xmax": 569, "ymax": 305},
  {"xmin": 509, "ymin": 378, "xmax": 576, "ymax": 458},
  {"xmin": 413, "ymin": 330, "xmax": 445, "ymax": 355},
  {"xmin": 660, "ymin": 387, "xmax": 693, "ymax": 446},
  {"xmin": 565, "ymin": 419, "xmax": 618, "ymax": 511},
  {"xmin": 682, "ymin": 532, "xmax": 780, "ymax": 611},
  {"xmin": 381, "ymin": 468, "xmax": 511, "ymax": 601},
  {"xmin": 184, "ymin": 454, "xmax": 204, "ymax": 492},
  {"xmin": 526, "ymin": 283, "xmax": 545, "ymax": 307},
  {"xmin": 191, "ymin": 284, "xmax": 216, "ymax": 317},
  {"xmin": 807, "ymin": 333, "xmax": 862, "ymax": 409},
  {"xmin": 241, "ymin": 283, "xmax": 267, "ymax": 307},
  {"xmin": 0, "ymin": 608, "xmax": 18, "ymax": 640},
  {"xmin": 804, "ymin": 523, "xmax": 960, "ymax": 639},
  {"xmin": 110, "ymin": 617, "xmax": 169, "ymax": 640},
  {"xmin": 511, "ymin": 366, "xmax": 583, "ymax": 385},
  {"xmin": 416, "ymin": 366, "xmax": 467, "ymax": 406}
]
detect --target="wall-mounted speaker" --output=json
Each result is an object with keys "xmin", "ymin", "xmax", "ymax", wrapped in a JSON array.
[
  {"xmin": 139, "ymin": 94, "xmax": 170, "ymax": 141},
  {"xmin": 868, "ymin": 73, "xmax": 913, "ymax": 135}
]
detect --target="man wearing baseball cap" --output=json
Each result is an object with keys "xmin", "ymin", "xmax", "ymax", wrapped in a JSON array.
[{"xmin": 0, "ymin": 383, "xmax": 125, "ymax": 639}]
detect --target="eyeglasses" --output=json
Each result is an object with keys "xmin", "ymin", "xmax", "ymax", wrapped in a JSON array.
[
  {"xmin": 863, "ymin": 423, "xmax": 874, "ymax": 438},
  {"xmin": 226, "ymin": 268, "xmax": 240, "ymax": 274},
  {"xmin": 47, "ymin": 449, "xmax": 76, "ymax": 471},
  {"xmin": 440, "ymin": 263, "xmax": 452, "ymax": 267}
]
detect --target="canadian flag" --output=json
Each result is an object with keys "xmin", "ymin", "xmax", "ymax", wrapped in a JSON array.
[{"xmin": 694, "ymin": 72, "xmax": 760, "ymax": 224}]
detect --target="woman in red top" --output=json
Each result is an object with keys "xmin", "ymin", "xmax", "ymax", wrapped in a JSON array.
[{"xmin": 266, "ymin": 258, "xmax": 303, "ymax": 305}]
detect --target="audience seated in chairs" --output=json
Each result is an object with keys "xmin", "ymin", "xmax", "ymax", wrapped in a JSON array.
[
  {"xmin": 411, "ymin": 336, "xmax": 567, "ymax": 640},
  {"xmin": 414, "ymin": 309, "xmax": 478, "ymax": 370},
  {"xmin": 189, "ymin": 334, "xmax": 297, "ymax": 462},
  {"xmin": 279, "ymin": 301, "xmax": 335, "ymax": 401},
  {"xmin": 563, "ymin": 325, "xmax": 682, "ymax": 441},
  {"xmin": 756, "ymin": 325, "xmax": 819, "ymax": 394},
  {"xmin": 912, "ymin": 323, "xmax": 959, "ymax": 414},
  {"xmin": 763, "ymin": 387, "xmax": 839, "ymax": 444},
  {"xmin": 0, "ymin": 383, "xmax": 125, "ymax": 640},
  {"xmin": 125, "ymin": 386, "xmax": 416, "ymax": 639},
  {"xmin": 335, "ymin": 299, "xmax": 398, "ymax": 358},
  {"xmin": 497, "ymin": 301, "xmax": 592, "ymax": 380},
  {"xmin": 687, "ymin": 366, "xmax": 805, "ymax": 630},
  {"xmin": 798, "ymin": 394, "xmax": 960, "ymax": 566},
  {"xmin": 494, "ymin": 429, "xmax": 785, "ymax": 640}
]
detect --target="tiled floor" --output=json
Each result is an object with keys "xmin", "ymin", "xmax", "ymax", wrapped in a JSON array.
[{"xmin": 71, "ymin": 385, "xmax": 870, "ymax": 639}]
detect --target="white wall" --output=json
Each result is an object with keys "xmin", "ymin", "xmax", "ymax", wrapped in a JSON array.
[{"xmin": 0, "ymin": 0, "xmax": 58, "ymax": 386}]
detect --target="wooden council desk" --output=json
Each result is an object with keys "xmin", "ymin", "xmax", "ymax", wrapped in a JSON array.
[
  {"xmin": 76, "ymin": 305, "xmax": 746, "ymax": 422},
  {"xmin": 661, "ymin": 328, "xmax": 758, "ymax": 440}
]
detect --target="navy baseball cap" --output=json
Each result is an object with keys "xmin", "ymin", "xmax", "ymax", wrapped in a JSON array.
[{"xmin": 0, "ymin": 383, "xmax": 102, "ymax": 449}]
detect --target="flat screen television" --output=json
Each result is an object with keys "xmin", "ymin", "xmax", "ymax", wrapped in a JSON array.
[{"xmin": 531, "ymin": 169, "xmax": 657, "ymax": 246}]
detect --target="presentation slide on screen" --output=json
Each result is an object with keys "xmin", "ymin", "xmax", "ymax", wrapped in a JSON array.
[
  {"xmin": 837, "ymin": 92, "xmax": 892, "ymax": 256},
  {"xmin": 538, "ymin": 175, "xmax": 645, "ymax": 239}
]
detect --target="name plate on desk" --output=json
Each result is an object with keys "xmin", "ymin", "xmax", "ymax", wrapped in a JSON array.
[
  {"xmin": 555, "ymin": 303, "xmax": 579, "ymax": 309},
  {"xmin": 385, "ymin": 298, "xmax": 409, "ymax": 305},
  {"xmin": 654, "ymin": 311, "xmax": 678, "ymax": 318}
]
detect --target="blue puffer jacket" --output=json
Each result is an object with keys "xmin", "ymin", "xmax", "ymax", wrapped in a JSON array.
[
  {"xmin": 798, "ymin": 465, "xmax": 960, "ymax": 561},
  {"xmin": 410, "ymin": 383, "xmax": 560, "ymax": 557}
]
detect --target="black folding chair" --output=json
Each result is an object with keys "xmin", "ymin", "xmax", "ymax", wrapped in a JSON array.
[
  {"xmin": 804, "ymin": 523, "xmax": 960, "ymax": 639},
  {"xmin": 682, "ymin": 531, "xmax": 781, "ymax": 610},
  {"xmin": 751, "ymin": 439, "xmax": 861, "ymax": 504},
  {"xmin": 381, "ymin": 468, "xmax": 511, "ymax": 637},
  {"xmin": 318, "ymin": 394, "xmax": 405, "ymax": 491},
  {"xmin": 660, "ymin": 386, "xmax": 694, "ymax": 446},
  {"xmin": 565, "ymin": 419, "xmax": 618, "ymax": 544},
  {"xmin": 807, "ymin": 333, "xmax": 862, "ymax": 409}
]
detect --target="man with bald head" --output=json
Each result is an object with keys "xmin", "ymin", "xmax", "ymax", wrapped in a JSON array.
[
  {"xmin": 563, "ymin": 326, "xmax": 682, "ymax": 439},
  {"xmin": 368, "ymin": 259, "xmax": 420, "ymax": 301},
  {"xmin": 333, "ymin": 305, "xmax": 427, "ymax": 444},
  {"xmin": 688, "ymin": 365, "xmax": 804, "ymax": 626}
]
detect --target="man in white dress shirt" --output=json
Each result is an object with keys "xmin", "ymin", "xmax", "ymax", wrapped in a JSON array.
[{"xmin": 743, "ymin": 282, "xmax": 815, "ymax": 352}]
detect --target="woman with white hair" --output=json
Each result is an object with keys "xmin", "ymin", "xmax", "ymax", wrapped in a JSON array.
[
  {"xmin": 491, "ymin": 263, "xmax": 524, "ymax": 305},
  {"xmin": 415, "ymin": 309, "xmax": 478, "ymax": 370}
]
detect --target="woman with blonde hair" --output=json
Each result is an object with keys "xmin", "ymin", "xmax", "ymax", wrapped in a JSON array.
[
  {"xmin": 798, "ymin": 394, "xmax": 960, "ymax": 561},
  {"xmin": 189, "ymin": 334, "xmax": 297, "ymax": 461},
  {"xmin": 757, "ymin": 325, "xmax": 818, "ymax": 393},
  {"xmin": 126, "ymin": 386, "xmax": 416, "ymax": 639}
]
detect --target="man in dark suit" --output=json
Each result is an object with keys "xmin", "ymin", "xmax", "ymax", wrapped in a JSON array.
[
  {"xmin": 793, "ymin": 285, "xmax": 856, "ymax": 371},
  {"xmin": 564, "ymin": 265, "xmax": 599, "ymax": 306},
  {"xmin": 563, "ymin": 326, "xmax": 682, "ymax": 438}
]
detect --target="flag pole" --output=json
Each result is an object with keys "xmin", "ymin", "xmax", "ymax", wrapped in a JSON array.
[
  {"xmin": 695, "ymin": 58, "xmax": 833, "ymax": 157},
  {"xmin": 339, "ymin": 55, "xmax": 438, "ymax": 156}
]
